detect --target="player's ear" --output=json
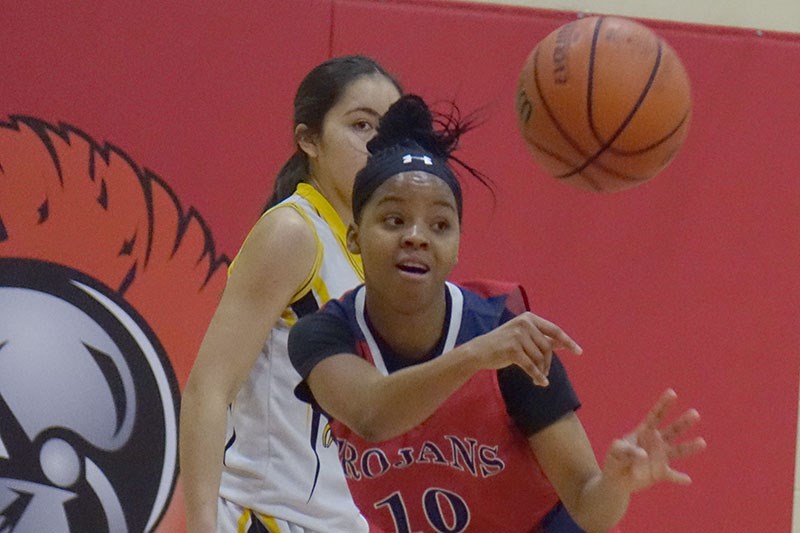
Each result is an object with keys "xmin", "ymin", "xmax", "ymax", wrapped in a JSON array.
[
  {"xmin": 295, "ymin": 124, "xmax": 318, "ymax": 158},
  {"xmin": 346, "ymin": 224, "xmax": 361, "ymax": 254}
]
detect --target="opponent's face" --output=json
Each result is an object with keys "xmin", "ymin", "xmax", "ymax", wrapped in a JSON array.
[
  {"xmin": 300, "ymin": 74, "xmax": 401, "ymax": 218},
  {"xmin": 347, "ymin": 171, "xmax": 460, "ymax": 307}
]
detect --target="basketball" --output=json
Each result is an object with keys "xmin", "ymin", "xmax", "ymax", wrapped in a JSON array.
[{"xmin": 516, "ymin": 16, "xmax": 692, "ymax": 192}]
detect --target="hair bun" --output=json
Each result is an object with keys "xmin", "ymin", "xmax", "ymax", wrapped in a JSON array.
[{"xmin": 367, "ymin": 94, "xmax": 450, "ymax": 158}]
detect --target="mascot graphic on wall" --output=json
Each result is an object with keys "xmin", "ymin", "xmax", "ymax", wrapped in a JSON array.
[{"xmin": 0, "ymin": 116, "xmax": 229, "ymax": 531}]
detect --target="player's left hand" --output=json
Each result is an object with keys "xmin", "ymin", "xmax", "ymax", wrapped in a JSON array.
[{"xmin": 601, "ymin": 389, "xmax": 706, "ymax": 494}]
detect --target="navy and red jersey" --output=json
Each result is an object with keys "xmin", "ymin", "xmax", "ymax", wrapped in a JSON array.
[{"xmin": 289, "ymin": 281, "xmax": 582, "ymax": 532}]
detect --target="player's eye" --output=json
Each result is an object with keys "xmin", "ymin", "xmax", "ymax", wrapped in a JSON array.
[
  {"xmin": 383, "ymin": 215, "xmax": 403, "ymax": 227},
  {"xmin": 432, "ymin": 220, "xmax": 451, "ymax": 232}
]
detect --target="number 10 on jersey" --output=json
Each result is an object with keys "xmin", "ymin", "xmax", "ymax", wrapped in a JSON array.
[{"xmin": 375, "ymin": 489, "xmax": 470, "ymax": 533}]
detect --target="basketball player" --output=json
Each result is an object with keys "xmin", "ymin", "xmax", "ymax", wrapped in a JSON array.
[
  {"xmin": 180, "ymin": 56, "xmax": 402, "ymax": 532},
  {"xmin": 288, "ymin": 94, "xmax": 707, "ymax": 532}
]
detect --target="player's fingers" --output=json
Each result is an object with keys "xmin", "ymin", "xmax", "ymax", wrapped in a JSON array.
[
  {"xmin": 517, "ymin": 316, "xmax": 555, "ymax": 377},
  {"xmin": 530, "ymin": 314, "xmax": 583, "ymax": 355},
  {"xmin": 524, "ymin": 345, "xmax": 550, "ymax": 387},
  {"xmin": 519, "ymin": 314, "xmax": 554, "ymax": 354},
  {"xmin": 513, "ymin": 343, "xmax": 548, "ymax": 387},
  {"xmin": 668, "ymin": 437, "xmax": 707, "ymax": 460},
  {"xmin": 516, "ymin": 356, "xmax": 550, "ymax": 387},
  {"xmin": 515, "ymin": 322, "xmax": 548, "ymax": 369},
  {"xmin": 663, "ymin": 467, "xmax": 693, "ymax": 485},
  {"xmin": 541, "ymin": 344, "xmax": 552, "ymax": 378},
  {"xmin": 635, "ymin": 389, "xmax": 678, "ymax": 434},
  {"xmin": 661, "ymin": 408, "xmax": 700, "ymax": 442}
]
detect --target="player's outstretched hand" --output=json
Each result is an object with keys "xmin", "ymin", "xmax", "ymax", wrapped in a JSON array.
[
  {"xmin": 602, "ymin": 389, "xmax": 707, "ymax": 494},
  {"xmin": 465, "ymin": 312, "xmax": 582, "ymax": 386}
]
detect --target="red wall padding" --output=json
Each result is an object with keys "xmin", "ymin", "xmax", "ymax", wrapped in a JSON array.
[{"xmin": 2, "ymin": 1, "xmax": 799, "ymax": 531}]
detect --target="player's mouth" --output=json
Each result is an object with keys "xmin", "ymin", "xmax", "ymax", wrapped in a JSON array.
[{"xmin": 396, "ymin": 260, "xmax": 430, "ymax": 277}]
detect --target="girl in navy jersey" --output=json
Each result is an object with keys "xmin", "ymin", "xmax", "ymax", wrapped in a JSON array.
[{"xmin": 288, "ymin": 94, "xmax": 706, "ymax": 533}]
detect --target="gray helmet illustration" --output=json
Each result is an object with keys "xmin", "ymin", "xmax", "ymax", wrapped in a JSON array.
[{"xmin": 0, "ymin": 258, "xmax": 178, "ymax": 532}]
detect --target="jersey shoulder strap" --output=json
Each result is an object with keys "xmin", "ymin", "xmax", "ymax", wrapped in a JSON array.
[{"xmin": 456, "ymin": 278, "xmax": 531, "ymax": 315}]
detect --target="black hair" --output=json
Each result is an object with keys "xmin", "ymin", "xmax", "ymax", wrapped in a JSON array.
[
  {"xmin": 351, "ymin": 94, "xmax": 493, "ymax": 223},
  {"xmin": 262, "ymin": 55, "xmax": 403, "ymax": 211}
]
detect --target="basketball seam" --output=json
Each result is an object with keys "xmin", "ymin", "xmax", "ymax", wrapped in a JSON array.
[
  {"xmin": 530, "ymin": 28, "xmax": 598, "ymax": 184},
  {"xmin": 605, "ymin": 110, "xmax": 690, "ymax": 155},
  {"xmin": 561, "ymin": 22, "xmax": 664, "ymax": 180}
]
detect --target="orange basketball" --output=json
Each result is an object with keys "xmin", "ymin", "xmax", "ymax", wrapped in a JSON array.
[{"xmin": 516, "ymin": 16, "xmax": 692, "ymax": 192}]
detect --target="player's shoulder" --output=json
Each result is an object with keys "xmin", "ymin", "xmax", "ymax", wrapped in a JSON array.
[
  {"xmin": 239, "ymin": 205, "xmax": 317, "ymax": 261},
  {"xmin": 294, "ymin": 301, "xmax": 349, "ymax": 333},
  {"xmin": 308, "ymin": 286, "xmax": 357, "ymax": 321},
  {"xmin": 455, "ymin": 280, "xmax": 526, "ymax": 313},
  {"xmin": 228, "ymin": 205, "xmax": 318, "ymax": 286},
  {"xmin": 453, "ymin": 283, "xmax": 515, "ymax": 334},
  {"xmin": 256, "ymin": 203, "xmax": 316, "ymax": 241}
]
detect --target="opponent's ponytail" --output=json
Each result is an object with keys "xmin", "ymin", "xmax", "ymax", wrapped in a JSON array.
[{"xmin": 262, "ymin": 55, "xmax": 402, "ymax": 212}]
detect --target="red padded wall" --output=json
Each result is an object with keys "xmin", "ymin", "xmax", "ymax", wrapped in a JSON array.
[{"xmin": 1, "ymin": 0, "xmax": 334, "ymax": 252}]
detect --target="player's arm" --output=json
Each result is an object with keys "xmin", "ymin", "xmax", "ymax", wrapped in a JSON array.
[
  {"xmin": 528, "ymin": 390, "xmax": 705, "ymax": 533},
  {"xmin": 180, "ymin": 207, "xmax": 317, "ymax": 533},
  {"xmin": 293, "ymin": 310, "xmax": 581, "ymax": 442},
  {"xmin": 528, "ymin": 412, "xmax": 621, "ymax": 532},
  {"xmin": 303, "ymin": 347, "xmax": 480, "ymax": 442}
]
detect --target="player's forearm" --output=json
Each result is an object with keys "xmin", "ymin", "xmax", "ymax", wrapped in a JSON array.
[
  {"xmin": 179, "ymin": 380, "xmax": 229, "ymax": 532},
  {"xmin": 346, "ymin": 345, "xmax": 483, "ymax": 442},
  {"xmin": 567, "ymin": 473, "xmax": 630, "ymax": 533}
]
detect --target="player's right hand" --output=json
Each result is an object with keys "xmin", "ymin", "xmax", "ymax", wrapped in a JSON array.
[{"xmin": 466, "ymin": 312, "xmax": 582, "ymax": 386}]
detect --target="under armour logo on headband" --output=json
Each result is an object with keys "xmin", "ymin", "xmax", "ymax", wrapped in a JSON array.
[{"xmin": 402, "ymin": 154, "xmax": 433, "ymax": 165}]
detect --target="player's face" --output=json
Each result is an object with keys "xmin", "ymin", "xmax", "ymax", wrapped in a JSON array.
[
  {"xmin": 304, "ymin": 75, "xmax": 401, "ymax": 220},
  {"xmin": 348, "ymin": 171, "xmax": 460, "ymax": 307}
]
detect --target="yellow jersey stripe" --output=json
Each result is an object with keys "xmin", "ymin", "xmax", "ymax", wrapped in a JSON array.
[{"xmin": 296, "ymin": 183, "xmax": 363, "ymax": 280}]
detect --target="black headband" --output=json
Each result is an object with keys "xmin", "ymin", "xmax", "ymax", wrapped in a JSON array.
[{"xmin": 352, "ymin": 143, "xmax": 462, "ymax": 222}]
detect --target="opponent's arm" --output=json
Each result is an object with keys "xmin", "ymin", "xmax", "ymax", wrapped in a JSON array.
[{"xmin": 180, "ymin": 208, "xmax": 316, "ymax": 533}]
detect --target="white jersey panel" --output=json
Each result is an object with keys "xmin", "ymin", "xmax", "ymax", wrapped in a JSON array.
[{"xmin": 218, "ymin": 184, "xmax": 366, "ymax": 532}]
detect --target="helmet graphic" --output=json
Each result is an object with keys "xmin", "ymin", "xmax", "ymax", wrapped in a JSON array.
[{"xmin": 0, "ymin": 258, "xmax": 179, "ymax": 532}]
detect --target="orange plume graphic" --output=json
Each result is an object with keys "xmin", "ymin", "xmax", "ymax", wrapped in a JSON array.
[{"xmin": 0, "ymin": 115, "xmax": 228, "ymax": 388}]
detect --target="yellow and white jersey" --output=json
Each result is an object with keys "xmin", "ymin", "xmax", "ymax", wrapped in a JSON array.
[{"xmin": 218, "ymin": 183, "xmax": 367, "ymax": 532}]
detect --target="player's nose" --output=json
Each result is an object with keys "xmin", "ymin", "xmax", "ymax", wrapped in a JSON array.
[{"xmin": 401, "ymin": 223, "xmax": 429, "ymax": 249}]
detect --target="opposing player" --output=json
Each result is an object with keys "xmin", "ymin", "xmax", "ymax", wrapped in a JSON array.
[
  {"xmin": 288, "ymin": 94, "xmax": 706, "ymax": 532},
  {"xmin": 180, "ymin": 55, "xmax": 402, "ymax": 532}
]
